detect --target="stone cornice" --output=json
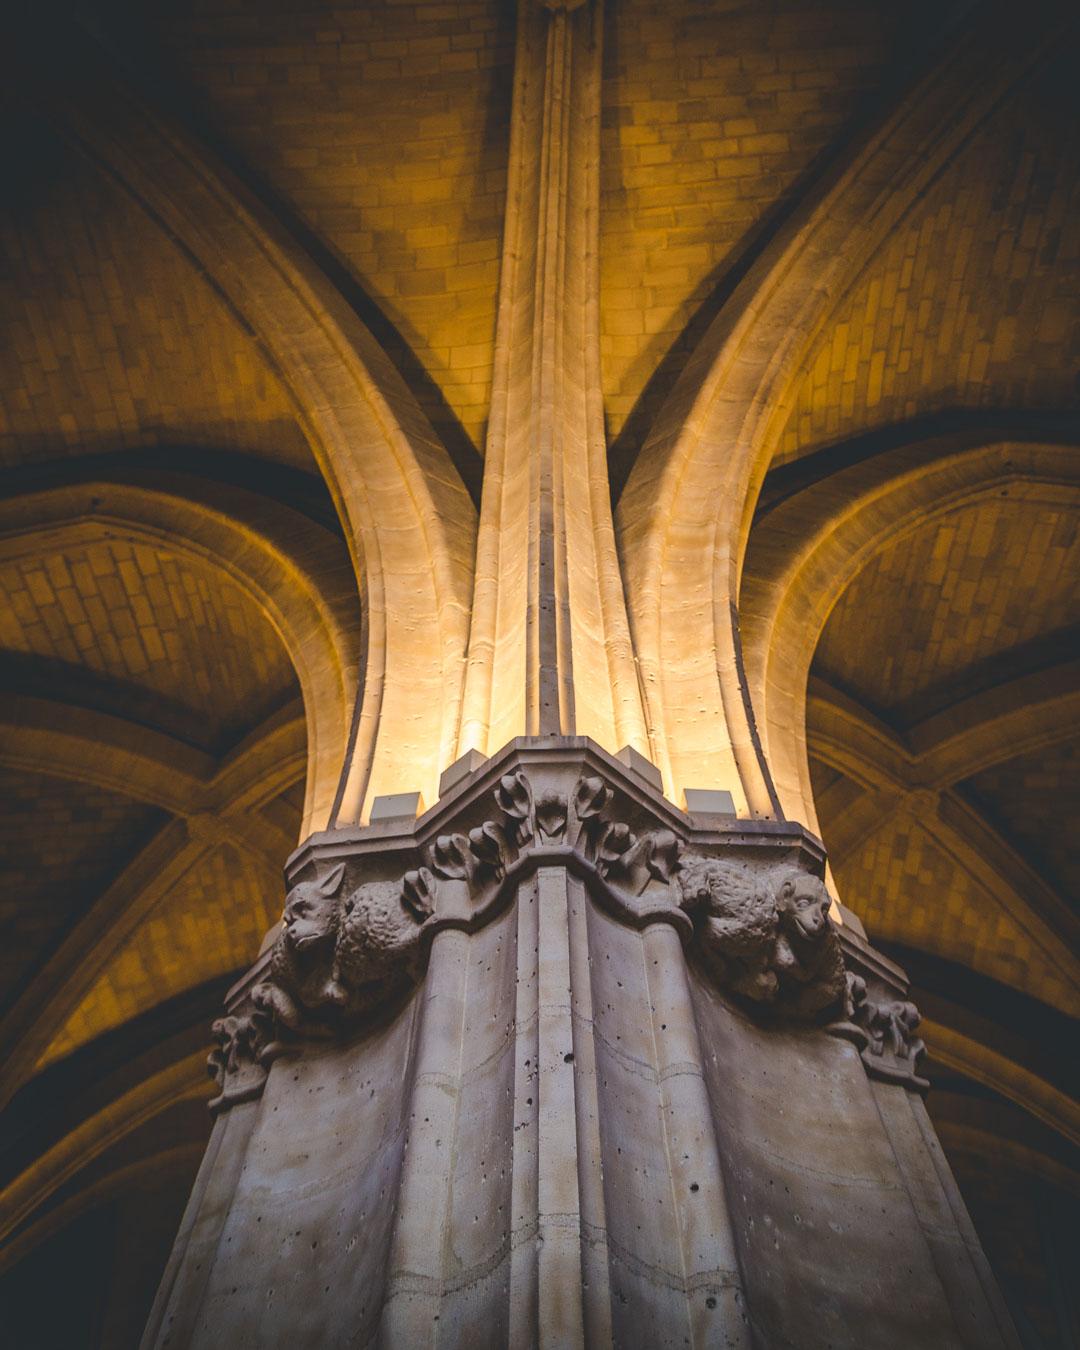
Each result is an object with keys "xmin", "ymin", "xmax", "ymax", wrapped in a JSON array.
[{"xmin": 287, "ymin": 736, "xmax": 827, "ymax": 884}]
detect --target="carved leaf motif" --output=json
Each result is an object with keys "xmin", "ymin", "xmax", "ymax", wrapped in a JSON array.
[
  {"xmin": 207, "ymin": 1029, "xmax": 228, "ymax": 1087},
  {"xmin": 833, "ymin": 977, "xmax": 927, "ymax": 1086},
  {"xmin": 601, "ymin": 830, "xmax": 678, "ymax": 896},
  {"xmin": 432, "ymin": 832, "xmax": 476, "ymax": 881},
  {"xmin": 535, "ymin": 791, "xmax": 568, "ymax": 841},
  {"xmin": 843, "ymin": 972, "xmax": 868, "ymax": 1022},
  {"xmin": 468, "ymin": 820, "xmax": 509, "ymax": 878},
  {"xmin": 595, "ymin": 821, "xmax": 636, "ymax": 876},
  {"xmin": 573, "ymin": 775, "xmax": 611, "ymax": 821},
  {"xmin": 402, "ymin": 867, "xmax": 437, "ymax": 920},
  {"xmin": 866, "ymin": 1000, "xmax": 925, "ymax": 1062},
  {"xmin": 207, "ymin": 1011, "xmax": 267, "ymax": 1088},
  {"xmin": 317, "ymin": 861, "xmax": 347, "ymax": 897},
  {"xmin": 495, "ymin": 771, "xmax": 535, "ymax": 844},
  {"xmin": 645, "ymin": 830, "xmax": 682, "ymax": 883}
]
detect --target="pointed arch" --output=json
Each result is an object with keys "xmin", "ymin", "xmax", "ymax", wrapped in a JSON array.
[
  {"xmin": 15, "ymin": 12, "xmax": 478, "ymax": 816},
  {"xmin": 615, "ymin": 11, "xmax": 1067, "ymax": 816},
  {"xmin": 0, "ymin": 470, "xmax": 356, "ymax": 834}
]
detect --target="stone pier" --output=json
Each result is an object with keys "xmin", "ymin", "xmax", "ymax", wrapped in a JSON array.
[{"xmin": 144, "ymin": 741, "xmax": 1018, "ymax": 1350}]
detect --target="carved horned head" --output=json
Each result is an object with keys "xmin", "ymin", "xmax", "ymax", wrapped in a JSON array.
[
  {"xmin": 774, "ymin": 870, "xmax": 832, "ymax": 947},
  {"xmin": 281, "ymin": 863, "xmax": 347, "ymax": 957}
]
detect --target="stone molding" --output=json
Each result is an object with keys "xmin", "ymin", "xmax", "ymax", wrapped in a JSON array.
[{"xmin": 208, "ymin": 738, "xmax": 920, "ymax": 1109}]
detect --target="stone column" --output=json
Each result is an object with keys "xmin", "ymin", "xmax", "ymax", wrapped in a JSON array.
[
  {"xmin": 143, "ymin": 740, "xmax": 1019, "ymax": 1349},
  {"xmin": 458, "ymin": 0, "xmax": 649, "ymax": 762}
]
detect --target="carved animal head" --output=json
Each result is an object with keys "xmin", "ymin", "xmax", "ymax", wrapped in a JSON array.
[
  {"xmin": 774, "ymin": 870, "xmax": 831, "ymax": 946},
  {"xmin": 282, "ymin": 863, "xmax": 347, "ymax": 956}
]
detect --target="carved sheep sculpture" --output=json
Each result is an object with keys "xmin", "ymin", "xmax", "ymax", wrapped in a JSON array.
[
  {"xmin": 252, "ymin": 862, "xmax": 423, "ymax": 1033},
  {"xmin": 677, "ymin": 857, "xmax": 845, "ymax": 1016}
]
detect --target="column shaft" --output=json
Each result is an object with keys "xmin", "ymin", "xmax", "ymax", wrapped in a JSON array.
[{"xmin": 458, "ymin": 0, "xmax": 648, "ymax": 760}]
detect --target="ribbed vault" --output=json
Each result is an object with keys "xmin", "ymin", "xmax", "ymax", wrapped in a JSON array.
[{"xmin": 0, "ymin": 0, "xmax": 1076, "ymax": 1341}]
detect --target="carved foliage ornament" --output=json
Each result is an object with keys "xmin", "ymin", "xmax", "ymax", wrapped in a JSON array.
[
  {"xmin": 211, "ymin": 770, "xmax": 850, "ymax": 1091},
  {"xmin": 207, "ymin": 1008, "xmax": 273, "ymax": 1111}
]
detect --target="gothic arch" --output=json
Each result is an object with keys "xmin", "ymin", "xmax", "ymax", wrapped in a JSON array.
[
  {"xmin": 17, "ymin": 9, "xmax": 479, "ymax": 816},
  {"xmin": 738, "ymin": 437, "xmax": 1080, "ymax": 1010},
  {"xmin": 740, "ymin": 438, "xmax": 1080, "ymax": 834},
  {"xmin": 0, "ymin": 471, "xmax": 360, "ymax": 1108},
  {"xmin": 0, "ymin": 1053, "xmax": 207, "ymax": 1252},
  {"xmin": 0, "ymin": 473, "xmax": 356, "ymax": 834},
  {"xmin": 614, "ymin": 10, "xmax": 1066, "ymax": 817},
  {"xmin": 0, "ymin": 1143, "xmax": 205, "ymax": 1280}
]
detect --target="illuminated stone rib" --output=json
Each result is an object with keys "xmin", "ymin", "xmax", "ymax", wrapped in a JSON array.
[{"xmin": 459, "ymin": 0, "xmax": 647, "ymax": 760}]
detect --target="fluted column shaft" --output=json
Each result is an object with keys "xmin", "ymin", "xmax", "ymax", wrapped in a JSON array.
[{"xmin": 459, "ymin": 0, "xmax": 648, "ymax": 761}]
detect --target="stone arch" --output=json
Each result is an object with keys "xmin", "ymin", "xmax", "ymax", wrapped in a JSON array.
[
  {"xmin": 0, "ymin": 1143, "xmax": 205, "ymax": 1281},
  {"xmin": 24, "ymin": 17, "xmax": 479, "ymax": 816},
  {"xmin": 614, "ymin": 13, "xmax": 1064, "ymax": 816},
  {"xmin": 738, "ymin": 434, "xmax": 1080, "ymax": 1017},
  {"xmin": 0, "ymin": 472, "xmax": 360, "ymax": 1107},
  {"xmin": 739, "ymin": 438, "xmax": 1080, "ymax": 834},
  {"xmin": 0, "ymin": 1053, "xmax": 207, "ymax": 1256},
  {"xmin": 0, "ymin": 472, "xmax": 358, "ymax": 836}
]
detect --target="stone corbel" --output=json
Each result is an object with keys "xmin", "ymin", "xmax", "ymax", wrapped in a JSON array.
[
  {"xmin": 829, "ymin": 945, "xmax": 930, "ymax": 1094},
  {"xmin": 676, "ymin": 854, "xmax": 847, "ymax": 1018},
  {"xmin": 206, "ymin": 957, "xmax": 276, "ymax": 1114}
]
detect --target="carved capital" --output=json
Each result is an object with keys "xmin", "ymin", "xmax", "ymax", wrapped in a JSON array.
[{"xmin": 209, "ymin": 745, "xmax": 860, "ymax": 1105}]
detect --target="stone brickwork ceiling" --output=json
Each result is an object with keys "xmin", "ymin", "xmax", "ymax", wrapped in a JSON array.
[
  {"xmin": 143, "ymin": 0, "xmax": 515, "ymax": 464},
  {"xmin": 0, "ymin": 120, "xmax": 311, "ymax": 472},
  {"xmin": 0, "ymin": 539, "xmax": 297, "ymax": 750},
  {"xmin": 777, "ymin": 47, "xmax": 1080, "ymax": 463},
  {"xmin": 601, "ymin": 0, "xmax": 911, "ymax": 464},
  {"xmin": 0, "ymin": 0, "xmax": 1076, "ymax": 1343},
  {"xmin": 45, "ymin": 844, "xmax": 278, "ymax": 1068}
]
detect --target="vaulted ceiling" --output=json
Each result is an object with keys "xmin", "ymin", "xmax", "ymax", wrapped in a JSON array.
[{"xmin": 1, "ymin": 0, "xmax": 1076, "ymax": 1343}]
